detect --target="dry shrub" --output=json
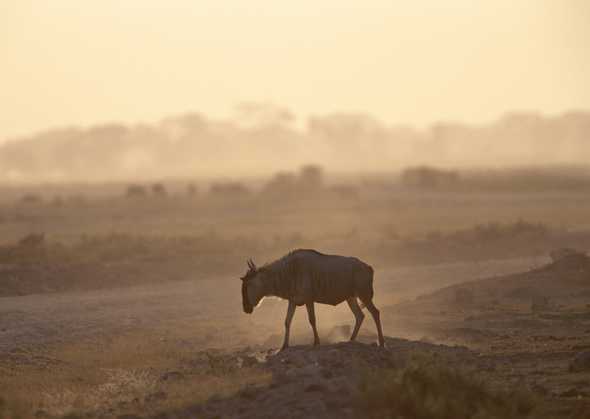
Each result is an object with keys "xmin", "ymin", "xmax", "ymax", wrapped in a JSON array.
[
  {"xmin": 531, "ymin": 296, "xmax": 552, "ymax": 313},
  {"xmin": 401, "ymin": 166, "xmax": 460, "ymax": 189},
  {"xmin": 389, "ymin": 220, "xmax": 551, "ymax": 266},
  {"xmin": 151, "ymin": 183, "xmax": 167, "ymax": 197},
  {"xmin": 209, "ymin": 182, "xmax": 249, "ymax": 197},
  {"xmin": 0, "ymin": 331, "xmax": 270, "ymax": 418},
  {"xmin": 356, "ymin": 357, "xmax": 535, "ymax": 419},
  {"xmin": 0, "ymin": 397, "xmax": 27, "ymax": 419},
  {"xmin": 125, "ymin": 184, "xmax": 147, "ymax": 198},
  {"xmin": 19, "ymin": 194, "xmax": 43, "ymax": 205},
  {"xmin": 0, "ymin": 233, "xmax": 49, "ymax": 264}
]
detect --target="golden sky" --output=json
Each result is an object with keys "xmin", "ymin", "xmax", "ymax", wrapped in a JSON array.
[{"xmin": 1, "ymin": 0, "xmax": 589, "ymax": 142}]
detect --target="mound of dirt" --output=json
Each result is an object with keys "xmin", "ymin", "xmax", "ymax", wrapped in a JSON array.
[
  {"xmin": 393, "ymin": 252, "xmax": 590, "ymax": 318},
  {"xmin": 543, "ymin": 251, "xmax": 590, "ymax": 273},
  {"xmin": 160, "ymin": 338, "xmax": 479, "ymax": 419}
]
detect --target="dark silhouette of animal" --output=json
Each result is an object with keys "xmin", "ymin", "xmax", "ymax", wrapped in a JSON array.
[
  {"xmin": 125, "ymin": 184, "xmax": 147, "ymax": 198},
  {"xmin": 240, "ymin": 249, "xmax": 385, "ymax": 349}
]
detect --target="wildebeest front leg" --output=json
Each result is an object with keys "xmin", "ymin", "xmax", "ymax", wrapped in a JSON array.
[
  {"xmin": 305, "ymin": 301, "xmax": 320, "ymax": 346},
  {"xmin": 346, "ymin": 297, "xmax": 365, "ymax": 341},
  {"xmin": 281, "ymin": 300, "xmax": 296, "ymax": 351}
]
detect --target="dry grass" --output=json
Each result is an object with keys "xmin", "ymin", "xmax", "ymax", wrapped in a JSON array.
[
  {"xmin": 356, "ymin": 355, "xmax": 536, "ymax": 419},
  {"xmin": 0, "ymin": 329, "xmax": 271, "ymax": 418},
  {"xmin": 2, "ymin": 216, "xmax": 590, "ymax": 297}
]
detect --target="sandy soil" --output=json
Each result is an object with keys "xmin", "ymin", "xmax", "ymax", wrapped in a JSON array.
[
  {"xmin": 2, "ymin": 255, "xmax": 589, "ymax": 418},
  {"xmin": 0, "ymin": 257, "xmax": 538, "ymax": 355}
]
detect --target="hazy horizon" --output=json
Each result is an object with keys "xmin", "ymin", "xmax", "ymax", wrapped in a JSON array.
[
  {"xmin": 2, "ymin": 104, "xmax": 589, "ymax": 144},
  {"xmin": 2, "ymin": 0, "xmax": 589, "ymax": 142},
  {"xmin": 1, "ymin": 105, "xmax": 589, "ymax": 183}
]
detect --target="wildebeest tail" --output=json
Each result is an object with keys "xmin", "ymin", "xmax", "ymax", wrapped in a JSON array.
[{"xmin": 358, "ymin": 264, "xmax": 374, "ymax": 310}]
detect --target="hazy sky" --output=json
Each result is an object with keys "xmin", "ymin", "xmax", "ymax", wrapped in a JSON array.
[{"xmin": 1, "ymin": 0, "xmax": 589, "ymax": 142}]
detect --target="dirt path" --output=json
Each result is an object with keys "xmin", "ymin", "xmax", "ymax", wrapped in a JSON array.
[
  {"xmin": 0, "ymin": 257, "xmax": 538, "ymax": 355},
  {"xmin": 4, "ymin": 255, "xmax": 588, "ymax": 418},
  {"xmin": 0, "ymin": 279, "xmax": 229, "ymax": 354}
]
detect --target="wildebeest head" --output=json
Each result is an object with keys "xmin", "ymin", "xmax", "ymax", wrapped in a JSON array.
[{"xmin": 241, "ymin": 259, "xmax": 262, "ymax": 314}]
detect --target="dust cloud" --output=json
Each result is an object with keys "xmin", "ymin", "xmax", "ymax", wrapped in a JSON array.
[{"xmin": 1, "ymin": 105, "xmax": 589, "ymax": 183}]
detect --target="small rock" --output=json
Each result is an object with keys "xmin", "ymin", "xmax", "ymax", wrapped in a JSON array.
[
  {"xmin": 570, "ymin": 351, "xmax": 590, "ymax": 372},
  {"xmin": 160, "ymin": 370, "xmax": 184, "ymax": 381},
  {"xmin": 327, "ymin": 376, "xmax": 355, "ymax": 395},
  {"xmin": 531, "ymin": 383, "xmax": 549, "ymax": 396},
  {"xmin": 339, "ymin": 408, "xmax": 356, "ymax": 419},
  {"xmin": 185, "ymin": 405, "xmax": 204, "ymax": 416},
  {"xmin": 238, "ymin": 355, "xmax": 260, "ymax": 368},
  {"xmin": 207, "ymin": 394, "xmax": 223, "ymax": 404},
  {"xmin": 559, "ymin": 388, "xmax": 588, "ymax": 398},
  {"xmin": 299, "ymin": 364, "xmax": 321, "ymax": 377},
  {"xmin": 283, "ymin": 368, "xmax": 299, "ymax": 380},
  {"xmin": 320, "ymin": 367, "xmax": 333, "ymax": 379},
  {"xmin": 305, "ymin": 382, "xmax": 327, "ymax": 392},
  {"xmin": 304, "ymin": 398, "xmax": 327, "ymax": 413},
  {"xmin": 145, "ymin": 391, "xmax": 167, "ymax": 403},
  {"xmin": 239, "ymin": 387, "xmax": 258, "ymax": 400},
  {"xmin": 269, "ymin": 380, "xmax": 282, "ymax": 388}
]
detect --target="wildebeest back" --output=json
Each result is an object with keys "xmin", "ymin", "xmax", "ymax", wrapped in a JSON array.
[{"xmin": 265, "ymin": 249, "xmax": 374, "ymax": 305}]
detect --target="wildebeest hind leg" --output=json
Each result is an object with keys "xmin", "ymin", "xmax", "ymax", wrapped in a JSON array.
[
  {"xmin": 305, "ymin": 301, "xmax": 320, "ymax": 346},
  {"xmin": 346, "ymin": 297, "xmax": 364, "ymax": 341},
  {"xmin": 360, "ymin": 298, "xmax": 385, "ymax": 347}
]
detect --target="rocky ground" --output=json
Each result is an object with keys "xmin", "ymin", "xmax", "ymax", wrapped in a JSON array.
[
  {"xmin": 2, "ymin": 255, "xmax": 590, "ymax": 418},
  {"xmin": 147, "ymin": 334, "xmax": 589, "ymax": 419},
  {"xmin": 171, "ymin": 254, "xmax": 590, "ymax": 419},
  {"xmin": 163, "ymin": 337, "xmax": 474, "ymax": 419}
]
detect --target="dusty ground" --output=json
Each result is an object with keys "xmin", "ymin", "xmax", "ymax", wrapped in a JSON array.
[
  {"xmin": 0, "ymin": 257, "xmax": 538, "ymax": 354},
  {"xmin": 1, "ymin": 255, "xmax": 589, "ymax": 418},
  {"xmin": 384, "ymin": 254, "xmax": 590, "ymax": 418}
]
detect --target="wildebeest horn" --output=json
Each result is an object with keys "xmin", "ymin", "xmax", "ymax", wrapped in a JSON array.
[{"xmin": 248, "ymin": 259, "xmax": 256, "ymax": 270}]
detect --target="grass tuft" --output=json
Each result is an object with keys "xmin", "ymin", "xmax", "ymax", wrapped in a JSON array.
[{"xmin": 356, "ymin": 356, "xmax": 536, "ymax": 419}]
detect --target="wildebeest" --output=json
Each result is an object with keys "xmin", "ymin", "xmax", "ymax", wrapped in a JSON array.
[{"xmin": 240, "ymin": 249, "xmax": 385, "ymax": 349}]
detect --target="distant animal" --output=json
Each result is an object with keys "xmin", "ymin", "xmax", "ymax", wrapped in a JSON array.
[{"xmin": 240, "ymin": 249, "xmax": 385, "ymax": 349}]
